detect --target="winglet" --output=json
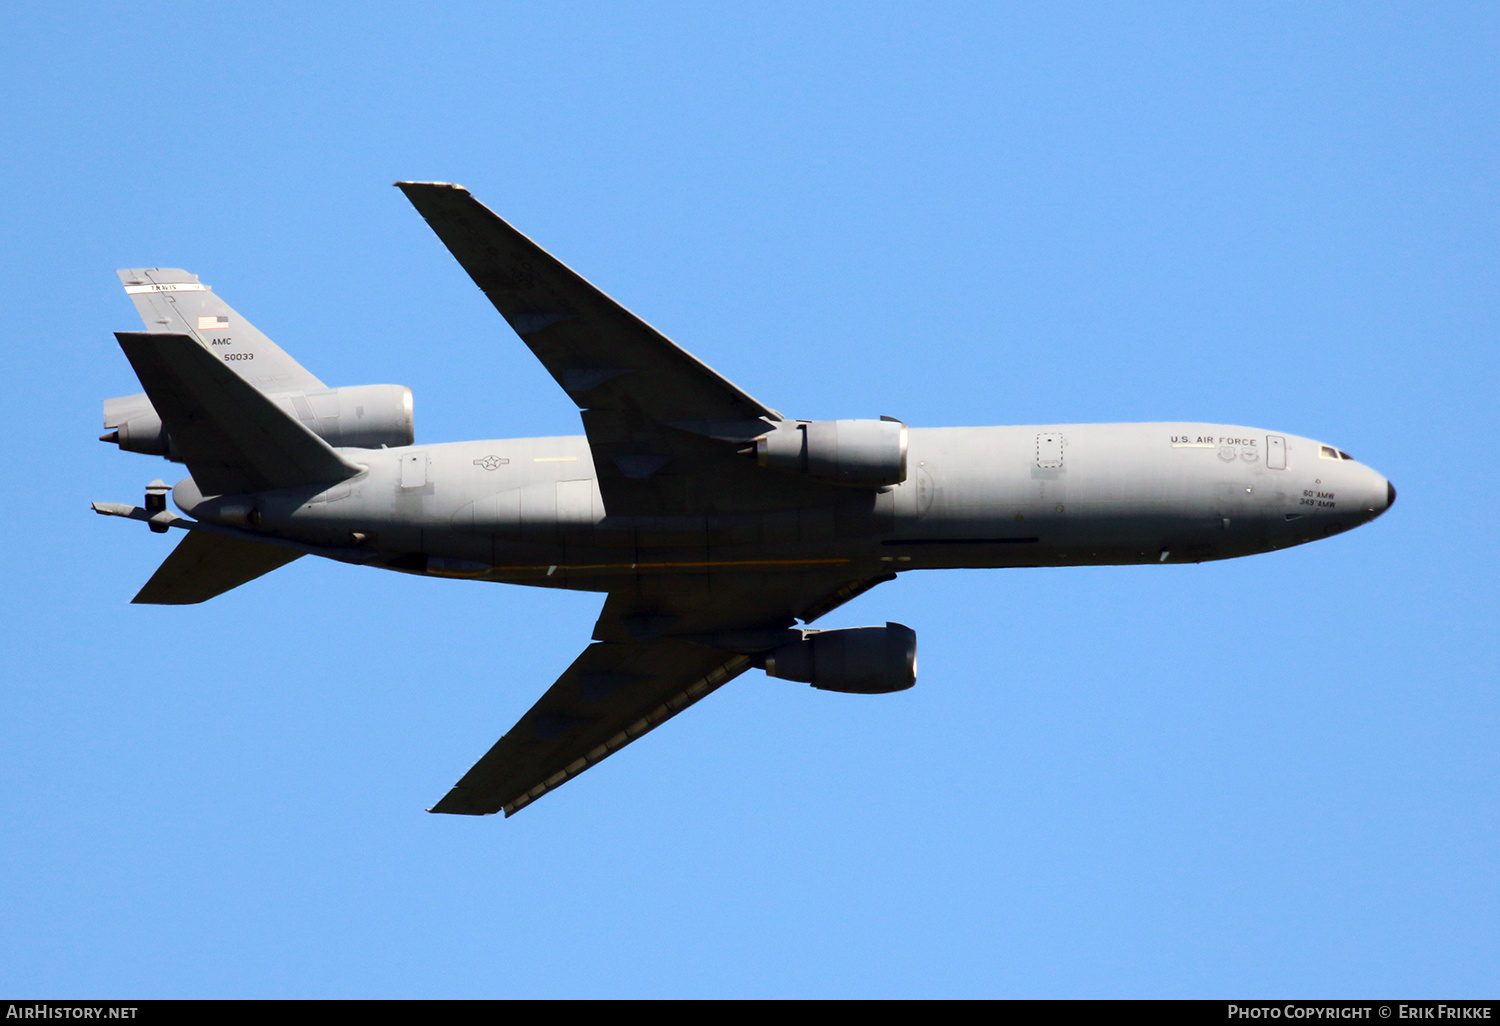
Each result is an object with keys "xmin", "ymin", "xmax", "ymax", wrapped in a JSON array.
[{"xmin": 394, "ymin": 181, "xmax": 469, "ymax": 194}]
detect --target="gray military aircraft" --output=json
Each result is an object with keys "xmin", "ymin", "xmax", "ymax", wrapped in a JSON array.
[{"xmin": 95, "ymin": 182, "xmax": 1396, "ymax": 817}]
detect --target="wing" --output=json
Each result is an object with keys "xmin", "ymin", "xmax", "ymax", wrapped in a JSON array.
[
  {"xmin": 396, "ymin": 182, "xmax": 849, "ymax": 517},
  {"xmin": 430, "ymin": 571, "xmax": 895, "ymax": 816},
  {"xmin": 430, "ymin": 639, "xmax": 751, "ymax": 817},
  {"xmin": 394, "ymin": 182, "xmax": 775, "ymax": 424}
]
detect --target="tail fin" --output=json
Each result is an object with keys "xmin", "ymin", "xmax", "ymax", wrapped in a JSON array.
[
  {"xmin": 116, "ymin": 331, "xmax": 361, "ymax": 496},
  {"xmin": 133, "ymin": 530, "xmax": 303, "ymax": 604},
  {"xmin": 116, "ymin": 268, "xmax": 324, "ymax": 393}
]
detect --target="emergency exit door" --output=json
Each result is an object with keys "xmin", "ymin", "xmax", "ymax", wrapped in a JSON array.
[
  {"xmin": 1266, "ymin": 435, "xmax": 1286, "ymax": 470},
  {"xmin": 1036, "ymin": 432, "xmax": 1064, "ymax": 469}
]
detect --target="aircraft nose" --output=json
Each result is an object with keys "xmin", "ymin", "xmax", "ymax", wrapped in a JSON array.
[
  {"xmin": 1363, "ymin": 472, "xmax": 1396, "ymax": 521},
  {"xmin": 1349, "ymin": 463, "xmax": 1394, "ymax": 523}
]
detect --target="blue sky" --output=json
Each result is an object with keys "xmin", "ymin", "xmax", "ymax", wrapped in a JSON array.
[{"xmin": 1, "ymin": 2, "xmax": 1495, "ymax": 997}]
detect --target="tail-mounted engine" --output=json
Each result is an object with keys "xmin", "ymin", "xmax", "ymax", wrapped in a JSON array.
[
  {"xmin": 765, "ymin": 623, "xmax": 917, "ymax": 694},
  {"xmin": 755, "ymin": 417, "xmax": 908, "ymax": 488},
  {"xmin": 102, "ymin": 383, "xmax": 414, "ymax": 458}
]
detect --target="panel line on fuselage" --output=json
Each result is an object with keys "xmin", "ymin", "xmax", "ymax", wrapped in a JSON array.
[
  {"xmin": 882, "ymin": 537, "xmax": 1040, "ymax": 546},
  {"xmin": 423, "ymin": 556, "xmax": 855, "ymax": 578}
]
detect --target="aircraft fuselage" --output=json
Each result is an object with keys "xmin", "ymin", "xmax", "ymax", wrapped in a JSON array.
[{"xmin": 171, "ymin": 421, "xmax": 1394, "ymax": 593}]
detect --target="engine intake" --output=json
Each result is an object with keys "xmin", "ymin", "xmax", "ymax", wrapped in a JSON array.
[
  {"xmin": 756, "ymin": 418, "xmax": 908, "ymax": 488},
  {"xmin": 102, "ymin": 383, "xmax": 414, "ymax": 458},
  {"xmin": 765, "ymin": 623, "xmax": 917, "ymax": 694}
]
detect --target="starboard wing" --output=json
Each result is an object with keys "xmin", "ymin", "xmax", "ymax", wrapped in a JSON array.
[
  {"xmin": 430, "ymin": 571, "xmax": 895, "ymax": 816},
  {"xmin": 430, "ymin": 639, "xmax": 752, "ymax": 817}
]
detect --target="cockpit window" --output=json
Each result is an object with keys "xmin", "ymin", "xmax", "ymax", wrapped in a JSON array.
[
  {"xmin": 1339, "ymin": 451, "xmax": 1355, "ymax": 461},
  {"xmin": 1320, "ymin": 445, "xmax": 1340, "ymax": 460}
]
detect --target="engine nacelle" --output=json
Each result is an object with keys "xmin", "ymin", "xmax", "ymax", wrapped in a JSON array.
[
  {"xmin": 102, "ymin": 384, "xmax": 415, "ymax": 458},
  {"xmin": 765, "ymin": 623, "xmax": 917, "ymax": 694},
  {"xmin": 103, "ymin": 393, "xmax": 171, "ymax": 457},
  {"xmin": 756, "ymin": 417, "xmax": 908, "ymax": 488}
]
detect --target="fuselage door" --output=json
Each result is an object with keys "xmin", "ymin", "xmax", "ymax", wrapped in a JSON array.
[
  {"xmin": 400, "ymin": 451, "xmax": 429, "ymax": 488},
  {"xmin": 1266, "ymin": 435, "xmax": 1287, "ymax": 470},
  {"xmin": 1036, "ymin": 432, "xmax": 1064, "ymax": 469}
]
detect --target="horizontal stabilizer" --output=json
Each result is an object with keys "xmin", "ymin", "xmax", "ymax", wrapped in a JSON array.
[
  {"xmin": 133, "ymin": 530, "xmax": 303, "ymax": 605},
  {"xmin": 116, "ymin": 332, "xmax": 362, "ymax": 496}
]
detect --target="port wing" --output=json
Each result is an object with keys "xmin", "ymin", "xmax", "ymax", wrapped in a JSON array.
[
  {"xmin": 397, "ymin": 182, "xmax": 849, "ymax": 517},
  {"xmin": 429, "ymin": 639, "xmax": 751, "ymax": 817}
]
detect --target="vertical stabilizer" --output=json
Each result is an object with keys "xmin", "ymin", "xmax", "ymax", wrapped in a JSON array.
[{"xmin": 116, "ymin": 268, "xmax": 325, "ymax": 393}]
